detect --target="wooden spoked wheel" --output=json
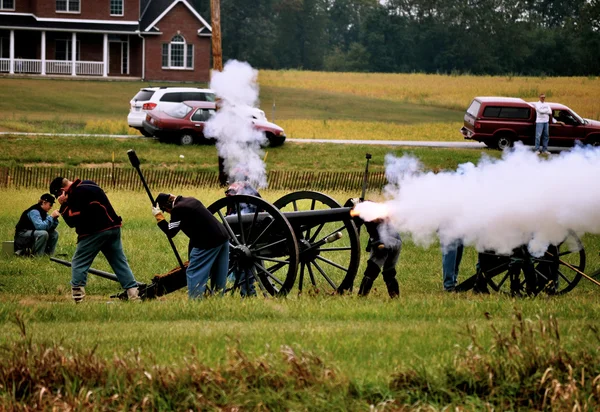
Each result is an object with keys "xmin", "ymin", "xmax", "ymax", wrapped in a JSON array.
[
  {"xmin": 207, "ymin": 195, "xmax": 299, "ymax": 297},
  {"xmin": 273, "ymin": 191, "xmax": 361, "ymax": 295}
]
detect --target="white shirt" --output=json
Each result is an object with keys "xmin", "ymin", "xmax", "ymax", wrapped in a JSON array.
[{"xmin": 534, "ymin": 101, "xmax": 552, "ymax": 123}]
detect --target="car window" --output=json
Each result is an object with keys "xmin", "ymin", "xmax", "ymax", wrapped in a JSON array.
[
  {"xmin": 133, "ymin": 90, "xmax": 155, "ymax": 101},
  {"xmin": 191, "ymin": 108, "xmax": 215, "ymax": 122},
  {"xmin": 555, "ymin": 110, "xmax": 578, "ymax": 125},
  {"xmin": 466, "ymin": 100, "xmax": 481, "ymax": 117},
  {"xmin": 483, "ymin": 106, "xmax": 530, "ymax": 119},
  {"xmin": 163, "ymin": 103, "xmax": 193, "ymax": 118},
  {"xmin": 160, "ymin": 92, "xmax": 183, "ymax": 102},
  {"xmin": 182, "ymin": 92, "xmax": 216, "ymax": 102}
]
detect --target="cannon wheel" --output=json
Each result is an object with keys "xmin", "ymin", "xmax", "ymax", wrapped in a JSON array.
[
  {"xmin": 482, "ymin": 233, "xmax": 585, "ymax": 296},
  {"xmin": 273, "ymin": 191, "xmax": 360, "ymax": 295},
  {"xmin": 208, "ymin": 195, "xmax": 299, "ymax": 297}
]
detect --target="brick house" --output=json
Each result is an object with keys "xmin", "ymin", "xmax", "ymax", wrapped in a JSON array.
[{"xmin": 0, "ymin": 0, "xmax": 212, "ymax": 81}]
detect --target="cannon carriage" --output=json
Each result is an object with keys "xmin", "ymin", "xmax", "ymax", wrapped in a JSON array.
[
  {"xmin": 455, "ymin": 232, "xmax": 587, "ymax": 296},
  {"xmin": 208, "ymin": 190, "xmax": 361, "ymax": 296}
]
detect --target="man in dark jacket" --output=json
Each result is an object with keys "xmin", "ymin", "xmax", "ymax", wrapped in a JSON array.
[
  {"xmin": 14, "ymin": 193, "xmax": 60, "ymax": 256},
  {"xmin": 49, "ymin": 177, "xmax": 140, "ymax": 303},
  {"xmin": 349, "ymin": 200, "xmax": 401, "ymax": 298},
  {"xmin": 153, "ymin": 193, "xmax": 230, "ymax": 299}
]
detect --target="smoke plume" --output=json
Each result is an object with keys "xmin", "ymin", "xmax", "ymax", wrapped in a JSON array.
[
  {"xmin": 204, "ymin": 60, "xmax": 267, "ymax": 188},
  {"xmin": 355, "ymin": 144, "xmax": 600, "ymax": 256}
]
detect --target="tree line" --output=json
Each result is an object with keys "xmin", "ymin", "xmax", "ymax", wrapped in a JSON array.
[{"xmin": 192, "ymin": 0, "xmax": 600, "ymax": 76}]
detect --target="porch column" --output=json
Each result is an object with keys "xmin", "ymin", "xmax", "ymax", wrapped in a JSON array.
[
  {"xmin": 41, "ymin": 31, "xmax": 46, "ymax": 75},
  {"xmin": 9, "ymin": 30, "xmax": 14, "ymax": 74},
  {"xmin": 71, "ymin": 32, "xmax": 76, "ymax": 76},
  {"xmin": 103, "ymin": 33, "xmax": 108, "ymax": 77}
]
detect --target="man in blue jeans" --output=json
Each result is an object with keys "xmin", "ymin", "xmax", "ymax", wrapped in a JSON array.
[
  {"xmin": 533, "ymin": 93, "xmax": 552, "ymax": 154},
  {"xmin": 153, "ymin": 193, "xmax": 230, "ymax": 299},
  {"xmin": 50, "ymin": 177, "xmax": 140, "ymax": 303},
  {"xmin": 14, "ymin": 193, "xmax": 60, "ymax": 256},
  {"xmin": 442, "ymin": 240, "xmax": 463, "ymax": 292}
]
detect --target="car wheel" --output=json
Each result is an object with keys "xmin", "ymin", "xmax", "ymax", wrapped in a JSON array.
[
  {"xmin": 495, "ymin": 135, "xmax": 513, "ymax": 150},
  {"xmin": 139, "ymin": 128, "xmax": 153, "ymax": 137},
  {"xmin": 179, "ymin": 134, "xmax": 194, "ymax": 146},
  {"xmin": 265, "ymin": 132, "xmax": 286, "ymax": 147}
]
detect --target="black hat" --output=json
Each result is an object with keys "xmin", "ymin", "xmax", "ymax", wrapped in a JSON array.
[
  {"xmin": 155, "ymin": 193, "xmax": 172, "ymax": 211},
  {"xmin": 40, "ymin": 193, "xmax": 55, "ymax": 205},
  {"xmin": 49, "ymin": 177, "xmax": 65, "ymax": 197}
]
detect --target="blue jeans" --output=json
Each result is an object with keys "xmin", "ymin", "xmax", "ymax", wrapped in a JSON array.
[
  {"xmin": 535, "ymin": 122, "xmax": 549, "ymax": 151},
  {"xmin": 15, "ymin": 229, "xmax": 59, "ymax": 256},
  {"xmin": 186, "ymin": 240, "xmax": 229, "ymax": 299},
  {"xmin": 442, "ymin": 241, "xmax": 463, "ymax": 291},
  {"xmin": 71, "ymin": 227, "xmax": 137, "ymax": 289}
]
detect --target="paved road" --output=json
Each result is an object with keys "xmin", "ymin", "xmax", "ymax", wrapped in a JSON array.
[
  {"xmin": 0, "ymin": 132, "xmax": 568, "ymax": 152},
  {"xmin": 287, "ymin": 138, "xmax": 487, "ymax": 149}
]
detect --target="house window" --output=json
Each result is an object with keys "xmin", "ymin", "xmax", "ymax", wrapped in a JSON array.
[
  {"xmin": 55, "ymin": 40, "xmax": 80, "ymax": 61},
  {"xmin": 161, "ymin": 35, "xmax": 193, "ymax": 69},
  {"xmin": 56, "ymin": 0, "xmax": 80, "ymax": 13},
  {"xmin": 1, "ymin": 0, "xmax": 15, "ymax": 10},
  {"xmin": 110, "ymin": 0, "xmax": 123, "ymax": 16}
]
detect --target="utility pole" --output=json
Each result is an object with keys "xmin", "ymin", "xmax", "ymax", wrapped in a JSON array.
[{"xmin": 210, "ymin": 0, "xmax": 222, "ymax": 72}]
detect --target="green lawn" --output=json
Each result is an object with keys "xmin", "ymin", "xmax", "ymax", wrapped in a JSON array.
[
  {"xmin": 0, "ymin": 77, "xmax": 462, "ymax": 134},
  {"xmin": 0, "ymin": 133, "xmax": 497, "ymax": 172},
  {"xmin": 1, "ymin": 188, "xmax": 599, "ymax": 409},
  {"xmin": 0, "ymin": 76, "xmax": 598, "ymax": 409}
]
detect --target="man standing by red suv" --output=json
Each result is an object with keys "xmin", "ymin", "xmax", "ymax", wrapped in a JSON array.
[{"xmin": 533, "ymin": 93, "xmax": 552, "ymax": 154}]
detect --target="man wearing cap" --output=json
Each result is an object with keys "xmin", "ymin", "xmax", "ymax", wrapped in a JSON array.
[
  {"xmin": 49, "ymin": 177, "xmax": 140, "ymax": 303},
  {"xmin": 14, "ymin": 193, "xmax": 60, "ymax": 256},
  {"xmin": 152, "ymin": 193, "xmax": 229, "ymax": 299}
]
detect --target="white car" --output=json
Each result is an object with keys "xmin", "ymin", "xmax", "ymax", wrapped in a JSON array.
[{"xmin": 127, "ymin": 87, "xmax": 215, "ymax": 136}]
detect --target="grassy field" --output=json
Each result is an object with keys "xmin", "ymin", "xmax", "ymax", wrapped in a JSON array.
[
  {"xmin": 0, "ymin": 133, "xmax": 500, "ymax": 172},
  {"xmin": 1, "ymin": 73, "xmax": 599, "ymax": 409},
  {"xmin": 1, "ymin": 188, "xmax": 599, "ymax": 409},
  {"xmin": 2, "ymin": 72, "xmax": 599, "ymax": 141}
]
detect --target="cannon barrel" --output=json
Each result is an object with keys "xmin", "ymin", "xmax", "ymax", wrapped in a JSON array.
[
  {"xmin": 50, "ymin": 257, "xmax": 146, "ymax": 288},
  {"xmin": 224, "ymin": 207, "xmax": 354, "ymax": 228}
]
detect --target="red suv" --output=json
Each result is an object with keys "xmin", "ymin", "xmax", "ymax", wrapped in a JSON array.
[{"xmin": 460, "ymin": 97, "xmax": 600, "ymax": 149}]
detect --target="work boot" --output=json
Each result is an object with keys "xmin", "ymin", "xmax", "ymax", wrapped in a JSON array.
[
  {"xmin": 385, "ymin": 279, "xmax": 400, "ymax": 299},
  {"xmin": 71, "ymin": 286, "xmax": 85, "ymax": 303},
  {"xmin": 359, "ymin": 261, "xmax": 381, "ymax": 296},
  {"xmin": 126, "ymin": 287, "xmax": 141, "ymax": 302},
  {"xmin": 358, "ymin": 276, "xmax": 375, "ymax": 296}
]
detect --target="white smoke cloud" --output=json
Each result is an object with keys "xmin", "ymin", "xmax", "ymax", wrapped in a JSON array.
[
  {"xmin": 204, "ymin": 60, "xmax": 268, "ymax": 188},
  {"xmin": 359, "ymin": 144, "xmax": 600, "ymax": 256}
]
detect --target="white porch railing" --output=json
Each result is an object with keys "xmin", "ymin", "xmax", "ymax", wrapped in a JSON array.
[
  {"xmin": 46, "ymin": 60, "xmax": 73, "ymax": 75},
  {"xmin": 0, "ymin": 59, "xmax": 107, "ymax": 76},
  {"xmin": 76, "ymin": 61, "xmax": 103, "ymax": 75},
  {"xmin": 14, "ymin": 59, "xmax": 42, "ymax": 74}
]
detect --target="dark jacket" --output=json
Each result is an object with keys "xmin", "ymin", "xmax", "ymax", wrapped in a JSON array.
[
  {"xmin": 157, "ymin": 195, "xmax": 228, "ymax": 249},
  {"xmin": 59, "ymin": 179, "xmax": 122, "ymax": 240},
  {"xmin": 15, "ymin": 203, "xmax": 48, "ymax": 234},
  {"xmin": 361, "ymin": 219, "xmax": 402, "ymax": 253}
]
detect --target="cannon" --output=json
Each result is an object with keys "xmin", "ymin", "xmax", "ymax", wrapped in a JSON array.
[
  {"xmin": 454, "ymin": 232, "xmax": 590, "ymax": 296},
  {"xmin": 207, "ymin": 191, "xmax": 361, "ymax": 296},
  {"xmin": 50, "ymin": 191, "xmax": 360, "ymax": 299}
]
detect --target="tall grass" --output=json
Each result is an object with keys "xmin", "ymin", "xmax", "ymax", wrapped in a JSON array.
[
  {"xmin": 1, "ymin": 311, "xmax": 598, "ymax": 410},
  {"xmin": 260, "ymin": 71, "xmax": 600, "ymax": 119}
]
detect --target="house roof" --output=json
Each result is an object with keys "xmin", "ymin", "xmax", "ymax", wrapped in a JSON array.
[
  {"xmin": 140, "ymin": 0, "xmax": 211, "ymax": 35},
  {"xmin": 0, "ymin": 14, "xmax": 139, "ymax": 34}
]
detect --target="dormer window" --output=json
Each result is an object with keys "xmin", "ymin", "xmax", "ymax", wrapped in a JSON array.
[
  {"xmin": 56, "ymin": 0, "xmax": 80, "ymax": 13},
  {"xmin": 110, "ymin": 0, "xmax": 123, "ymax": 16},
  {"xmin": 0, "ymin": 0, "xmax": 15, "ymax": 10},
  {"xmin": 161, "ymin": 34, "xmax": 194, "ymax": 69}
]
